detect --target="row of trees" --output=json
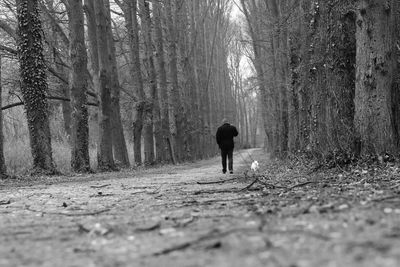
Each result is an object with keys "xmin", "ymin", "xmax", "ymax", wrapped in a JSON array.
[
  {"xmin": 240, "ymin": 0, "xmax": 400, "ymax": 158},
  {"xmin": 0, "ymin": 0, "xmax": 260, "ymax": 176}
]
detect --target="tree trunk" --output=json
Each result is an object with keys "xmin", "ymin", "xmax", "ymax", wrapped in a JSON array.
[
  {"xmin": 328, "ymin": 7, "xmax": 356, "ymax": 153},
  {"xmin": 84, "ymin": 0, "xmax": 99, "ymax": 92},
  {"xmin": 93, "ymin": 0, "xmax": 116, "ymax": 170},
  {"xmin": 307, "ymin": 0, "xmax": 328, "ymax": 156},
  {"xmin": 241, "ymin": 0, "xmax": 271, "ymax": 151},
  {"xmin": 165, "ymin": 0, "xmax": 182, "ymax": 161},
  {"xmin": 67, "ymin": 0, "xmax": 91, "ymax": 173},
  {"xmin": 61, "ymin": 72, "xmax": 72, "ymax": 138},
  {"xmin": 47, "ymin": 0, "xmax": 72, "ymax": 138},
  {"xmin": 190, "ymin": 0, "xmax": 202, "ymax": 159},
  {"xmin": 287, "ymin": 0, "xmax": 302, "ymax": 153},
  {"xmin": 0, "ymin": 55, "xmax": 7, "ymax": 178},
  {"xmin": 139, "ymin": 0, "xmax": 156, "ymax": 165},
  {"xmin": 125, "ymin": 0, "xmax": 145, "ymax": 165},
  {"xmin": 278, "ymin": 0, "xmax": 289, "ymax": 155},
  {"xmin": 298, "ymin": 0, "xmax": 312, "ymax": 153},
  {"xmin": 354, "ymin": 0, "xmax": 398, "ymax": 154},
  {"xmin": 16, "ymin": 0, "xmax": 57, "ymax": 174},
  {"xmin": 152, "ymin": 0, "xmax": 171, "ymax": 163},
  {"xmin": 104, "ymin": 0, "xmax": 130, "ymax": 167}
]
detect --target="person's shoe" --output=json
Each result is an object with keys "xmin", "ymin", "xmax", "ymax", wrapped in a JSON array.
[
  {"xmin": 222, "ymin": 170, "xmax": 226, "ymax": 174},
  {"xmin": 229, "ymin": 171, "xmax": 233, "ymax": 174}
]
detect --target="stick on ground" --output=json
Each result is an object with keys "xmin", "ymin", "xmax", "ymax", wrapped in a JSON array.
[
  {"xmin": 196, "ymin": 177, "xmax": 239, "ymax": 185},
  {"xmin": 25, "ymin": 206, "xmax": 111, "ymax": 216}
]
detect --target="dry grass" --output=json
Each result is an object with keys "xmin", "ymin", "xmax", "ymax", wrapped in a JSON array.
[
  {"xmin": 1, "ymin": 106, "xmax": 139, "ymax": 176},
  {"xmin": 3, "ymin": 138, "xmax": 135, "ymax": 176}
]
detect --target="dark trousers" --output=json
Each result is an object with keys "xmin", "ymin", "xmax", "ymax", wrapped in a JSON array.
[{"xmin": 221, "ymin": 149, "xmax": 233, "ymax": 173}]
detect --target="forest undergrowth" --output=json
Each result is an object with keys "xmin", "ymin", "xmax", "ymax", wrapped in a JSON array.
[
  {"xmin": 251, "ymin": 151, "xmax": 400, "ymax": 219},
  {"xmin": 3, "ymin": 139, "xmax": 137, "ymax": 176}
]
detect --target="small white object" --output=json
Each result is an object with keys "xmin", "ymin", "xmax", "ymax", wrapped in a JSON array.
[
  {"xmin": 337, "ymin": 204, "xmax": 349, "ymax": 210},
  {"xmin": 384, "ymin": 208, "xmax": 393, "ymax": 214},
  {"xmin": 251, "ymin": 161, "xmax": 259, "ymax": 172}
]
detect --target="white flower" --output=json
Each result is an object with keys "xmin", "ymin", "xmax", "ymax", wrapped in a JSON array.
[{"xmin": 251, "ymin": 161, "xmax": 259, "ymax": 172}]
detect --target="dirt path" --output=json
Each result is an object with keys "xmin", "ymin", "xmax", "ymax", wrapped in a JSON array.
[{"xmin": 1, "ymin": 149, "xmax": 400, "ymax": 267}]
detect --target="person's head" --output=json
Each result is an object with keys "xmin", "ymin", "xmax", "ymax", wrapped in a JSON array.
[{"xmin": 222, "ymin": 118, "xmax": 229, "ymax": 125}]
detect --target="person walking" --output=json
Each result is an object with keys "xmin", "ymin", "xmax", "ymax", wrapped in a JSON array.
[{"xmin": 216, "ymin": 119, "xmax": 238, "ymax": 174}]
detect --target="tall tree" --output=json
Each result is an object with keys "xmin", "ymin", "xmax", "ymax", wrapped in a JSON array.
[
  {"xmin": 67, "ymin": 0, "xmax": 90, "ymax": 172},
  {"xmin": 354, "ymin": 0, "xmax": 399, "ymax": 155},
  {"xmin": 139, "ymin": 0, "xmax": 156, "ymax": 164},
  {"xmin": 93, "ymin": 0, "xmax": 116, "ymax": 170},
  {"xmin": 0, "ymin": 54, "xmax": 7, "ymax": 178},
  {"xmin": 152, "ymin": 0, "xmax": 171, "ymax": 163},
  {"xmin": 44, "ymin": 0, "xmax": 72, "ymax": 138},
  {"xmin": 240, "ymin": 0, "xmax": 270, "ymax": 150},
  {"xmin": 124, "ymin": 0, "xmax": 145, "ymax": 165},
  {"xmin": 165, "ymin": 0, "xmax": 182, "ymax": 161},
  {"xmin": 84, "ymin": 0, "xmax": 99, "ymax": 95},
  {"xmin": 104, "ymin": 0, "xmax": 130, "ymax": 167},
  {"xmin": 16, "ymin": 0, "xmax": 57, "ymax": 174}
]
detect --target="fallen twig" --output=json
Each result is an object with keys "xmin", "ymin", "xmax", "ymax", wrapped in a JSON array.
[
  {"xmin": 179, "ymin": 197, "xmax": 253, "ymax": 207},
  {"xmin": 371, "ymin": 195, "xmax": 400, "ymax": 202},
  {"xmin": 239, "ymin": 178, "xmax": 259, "ymax": 191},
  {"xmin": 193, "ymin": 189, "xmax": 243, "ymax": 195},
  {"xmin": 151, "ymin": 225, "xmax": 330, "ymax": 256},
  {"xmin": 196, "ymin": 177, "xmax": 238, "ymax": 185},
  {"xmin": 153, "ymin": 241, "xmax": 191, "ymax": 256},
  {"xmin": 25, "ymin": 206, "xmax": 110, "ymax": 216},
  {"xmin": 258, "ymin": 181, "xmax": 287, "ymax": 189},
  {"xmin": 286, "ymin": 181, "xmax": 318, "ymax": 191},
  {"xmin": 0, "ymin": 199, "xmax": 11, "ymax": 205},
  {"xmin": 90, "ymin": 184, "xmax": 111, "ymax": 189},
  {"xmin": 90, "ymin": 192, "xmax": 114, "ymax": 198},
  {"xmin": 152, "ymin": 228, "xmax": 255, "ymax": 256}
]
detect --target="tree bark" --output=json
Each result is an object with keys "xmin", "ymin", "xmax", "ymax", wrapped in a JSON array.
[
  {"xmin": 354, "ymin": 0, "xmax": 398, "ymax": 154},
  {"xmin": 125, "ymin": 0, "xmax": 145, "ymax": 165},
  {"xmin": 241, "ymin": 0, "xmax": 271, "ymax": 151},
  {"xmin": 139, "ymin": 0, "xmax": 156, "ymax": 165},
  {"xmin": 298, "ymin": 0, "xmax": 312, "ymax": 153},
  {"xmin": 104, "ymin": 0, "xmax": 130, "ymax": 167},
  {"xmin": 152, "ymin": 0, "xmax": 171, "ymax": 163},
  {"xmin": 165, "ymin": 0, "xmax": 182, "ymax": 161},
  {"xmin": 0, "ymin": 55, "xmax": 7, "ymax": 178},
  {"xmin": 67, "ymin": 0, "xmax": 91, "ymax": 173},
  {"xmin": 93, "ymin": 0, "xmax": 116, "ymax": 170},
  {"xmin": 84, "ymin": 0, "xmax": 99, "ymax": 91},
  {"xmin": 16, "ymin": 0, "xmax": 57, "ymax": 174},
  {"xmin": 46, "ymin": 0, "xmax": 72, "ymax": 138}
]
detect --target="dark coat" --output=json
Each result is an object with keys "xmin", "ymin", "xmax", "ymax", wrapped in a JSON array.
[{"xmin": 216, "ymin": 123, "xmax": 238, "ymax": 150}]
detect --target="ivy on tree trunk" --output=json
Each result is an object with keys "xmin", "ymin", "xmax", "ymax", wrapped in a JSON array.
[{"xmin": 16, "ymin": 0, "xmax": 57, "ymax": 175}]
